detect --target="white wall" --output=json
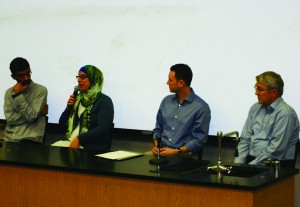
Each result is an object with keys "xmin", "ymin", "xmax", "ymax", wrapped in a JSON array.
[{"xmin": 1, "ymin": 0, "xmax": 300, "ymax": 135}]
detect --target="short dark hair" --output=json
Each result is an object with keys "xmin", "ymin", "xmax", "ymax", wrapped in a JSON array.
[
  {"xmin": 256, "ymin": 71, "xmax": 284, "ymax": 97},
  {"xmin": 170, "ymin": 64, "xmax": 193, "ymax": 86},
  {"xmin": 10, "ymin": 57, "xmax": 30, "ymax": 74}
]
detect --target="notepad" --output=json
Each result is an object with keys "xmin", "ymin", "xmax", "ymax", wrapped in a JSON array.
[{"xmin": 95, "ymin": 150, "xmax": 144, "ymax": 160}]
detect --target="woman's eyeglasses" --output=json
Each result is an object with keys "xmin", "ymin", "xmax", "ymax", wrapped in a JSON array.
[{"xmin": 76, "ymin": 75, "xmax": 88, "ymax": 80}]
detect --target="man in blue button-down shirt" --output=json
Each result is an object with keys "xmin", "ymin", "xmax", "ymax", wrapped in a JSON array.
[
  {"xmin": 234, "ymin": 71, "xmax": 299, "ymax": 166},
  {"xmin": 152, "ymin": 64, "xmax": 211, "ymax": 157}
]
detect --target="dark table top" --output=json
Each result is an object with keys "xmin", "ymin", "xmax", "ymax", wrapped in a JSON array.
[{"xmin": 0, "ymin": 141, "xmax": 298, "ymax": 191}]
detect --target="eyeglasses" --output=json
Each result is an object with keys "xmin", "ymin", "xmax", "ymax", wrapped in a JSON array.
[
  {"xmin": 13, "ymin": 71, "xmax": 32, "ymax": 79},
  {"xmin": 76, "ymin": 75, "xmax": 88, "ymax": 80},
  {"xmin": 254, "ymin": 86, "xmax": 276, "ymax": 92}
]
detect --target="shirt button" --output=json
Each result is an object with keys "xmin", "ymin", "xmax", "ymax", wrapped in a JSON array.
[
  {"xmin": 175, "ymin": 115, "xmax": 177, "ymax": 118},
  {"xmin": 169, "ymin": 139, "xmax": 172, "ymax": 141},
  {"xmin": 172, "ymin": 127, "xmax": 175, "ymax": 130}
]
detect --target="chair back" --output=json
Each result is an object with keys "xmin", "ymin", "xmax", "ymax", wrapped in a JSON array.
[
  {"xmin": 197, "ymin": 148, "xmax": 203, "ymax": 160},
  {"xmin": 42, "ymin": 116, "xmax": 49, "ymax": 144},
  {"xmin": 108, "ymin": 123, "xmax": 114, "ymax": 151},
  {"xmin": 280, "ymin": 142, "xmax": 299, "ymax": 168},
  {"xmin": 292, "ymin": 142, "xmax": 299, "ymax": 167}
]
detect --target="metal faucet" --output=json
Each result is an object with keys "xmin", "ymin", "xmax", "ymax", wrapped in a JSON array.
[
  {"xmin": 207, "ymin": 131, "xmax": 240, "ymax": 175},
  {"xmin": 265, "ymin": 160, "xmax": 281, "ymax": 178}
]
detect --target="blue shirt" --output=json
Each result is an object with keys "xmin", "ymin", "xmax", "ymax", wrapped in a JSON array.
[
  {"xmin": 153, "ymin": 89, "xmax": 211, "ymax": 153},
  {"xmin": 234, "ymin": 97, "xmax": 299, "ymax": 165}
]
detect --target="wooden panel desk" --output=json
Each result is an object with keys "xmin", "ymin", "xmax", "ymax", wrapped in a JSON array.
[{"xmin": 0, "ymin": 141, "xmax": 298, "ymax": 207}]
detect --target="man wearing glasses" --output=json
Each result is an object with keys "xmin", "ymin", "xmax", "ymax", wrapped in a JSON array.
[
  {"xmin": 3, "ymin": 57, "xmax": 48, "ymax": 143},
  {"xmin": 234, "ymin": 71, "xmax": 299, "ymax": 166}
]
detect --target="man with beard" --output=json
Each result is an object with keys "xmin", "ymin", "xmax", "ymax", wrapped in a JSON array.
[{"xmin": 3, "ymin": 57, "xmax": 48, "ymax": 143}]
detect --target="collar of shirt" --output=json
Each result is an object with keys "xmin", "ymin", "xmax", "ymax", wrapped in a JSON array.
[
  {"xmin": 27, "ymin": 81, "xmax": 34, "ymax": 90},
  {"xmin": 262, "ymin": 97, "xmax": 283, "ymax": 114},
  {"xmin": 172, "ymin": 88, "xmax": 195, "ymax": 104}
]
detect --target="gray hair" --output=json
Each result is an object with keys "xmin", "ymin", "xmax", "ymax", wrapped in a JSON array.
[{"xmin": 256, "ymin": 71, "xmax": 284, "ymax": 97}]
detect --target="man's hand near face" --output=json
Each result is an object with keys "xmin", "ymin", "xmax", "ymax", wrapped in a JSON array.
[{"xmin": 13, "ymin": 82, "xmax": 30, "ymax": 94}]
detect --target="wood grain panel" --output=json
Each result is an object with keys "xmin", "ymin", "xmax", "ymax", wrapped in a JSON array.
[{"xmin": 0, "ymin": 164, "xmax": 294, "ymax": 207}]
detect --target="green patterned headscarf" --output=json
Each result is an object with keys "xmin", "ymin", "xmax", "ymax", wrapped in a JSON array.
[{"xmin": 66, "ymin": 65, "xmax": 104, "ymax": 139}]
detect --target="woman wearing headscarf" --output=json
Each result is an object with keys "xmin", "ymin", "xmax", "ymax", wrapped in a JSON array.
[{"xmin": 52, "ymin": 65, "xmax": 114, "ymax": 152}]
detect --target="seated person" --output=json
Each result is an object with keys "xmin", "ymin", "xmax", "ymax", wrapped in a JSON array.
[
  {"xmin": 4, "ymin": 57, "xmax": 48, "ymax": 143},
  {"xmin": 152, "ymin": 63, "xmax": 211, "ymax": 158},
  {"xmin": 234, "ymin": 71, "xmax": 299, "ymax": 166},
  {"xmin": 52, "ymin": 65, "xmax": 114, "ymax": 152}
]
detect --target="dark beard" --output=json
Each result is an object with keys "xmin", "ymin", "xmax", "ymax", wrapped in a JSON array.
[{"xmin": 21, "ymin": 79, "xmax": 32, "ymax": 86}]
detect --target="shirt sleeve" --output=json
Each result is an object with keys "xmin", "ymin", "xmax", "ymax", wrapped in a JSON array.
[
  {"xmin": 152, "ymin": 100, "xmax": 164, "ymax": 140},
  {"xmin": 234, "ymin": 108, "xmax": 252, "ymax": 164},
  {"xmin": 59, "ymin": 108, "xmax": 71, "ymax": 130},
  {"xmin": 4, "ymin": 86, "xmax": 47, "ymax": 126},
  {"xmin": 185, "ymin": 105, "xmax": 211, "ymax": 153},
  {"xmin": 250, "ymin": 112, "xmax": 299, "ymax": 165}
]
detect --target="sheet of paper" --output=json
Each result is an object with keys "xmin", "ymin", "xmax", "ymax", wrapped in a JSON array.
[
  {"xmin": 95, "ymin": 150, "xmax": 143, "ymax": 160},
  {"xmin": 51, "ymin": 140, "xmax": 71, "ymax": 147}
]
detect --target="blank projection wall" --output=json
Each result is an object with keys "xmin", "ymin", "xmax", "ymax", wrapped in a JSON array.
[{"xmin": 1, "ymin": 0, "xmax": 300, "ymax": 136}]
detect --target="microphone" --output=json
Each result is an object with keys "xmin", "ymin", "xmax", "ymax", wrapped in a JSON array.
[
  {"xmin": 149, "ymin": 137, "xmax": 168, "ymax": 165},
  {"xmin": 156, "ymin": 137, "xmax": 162, "ymax": 159},
  {"xmin": 73, "ymin": 86, "xmax": 79, "ymax": 98}
]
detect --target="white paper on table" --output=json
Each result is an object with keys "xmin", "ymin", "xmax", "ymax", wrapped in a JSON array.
[{"xmin": 95, "ymin": 150, "xmax": 143, "ymax": 160}]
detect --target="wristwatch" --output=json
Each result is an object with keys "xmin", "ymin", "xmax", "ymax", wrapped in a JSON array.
[{"xmin": 177, "ymin": 147, "xmax": 182, "ymax": 153}]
